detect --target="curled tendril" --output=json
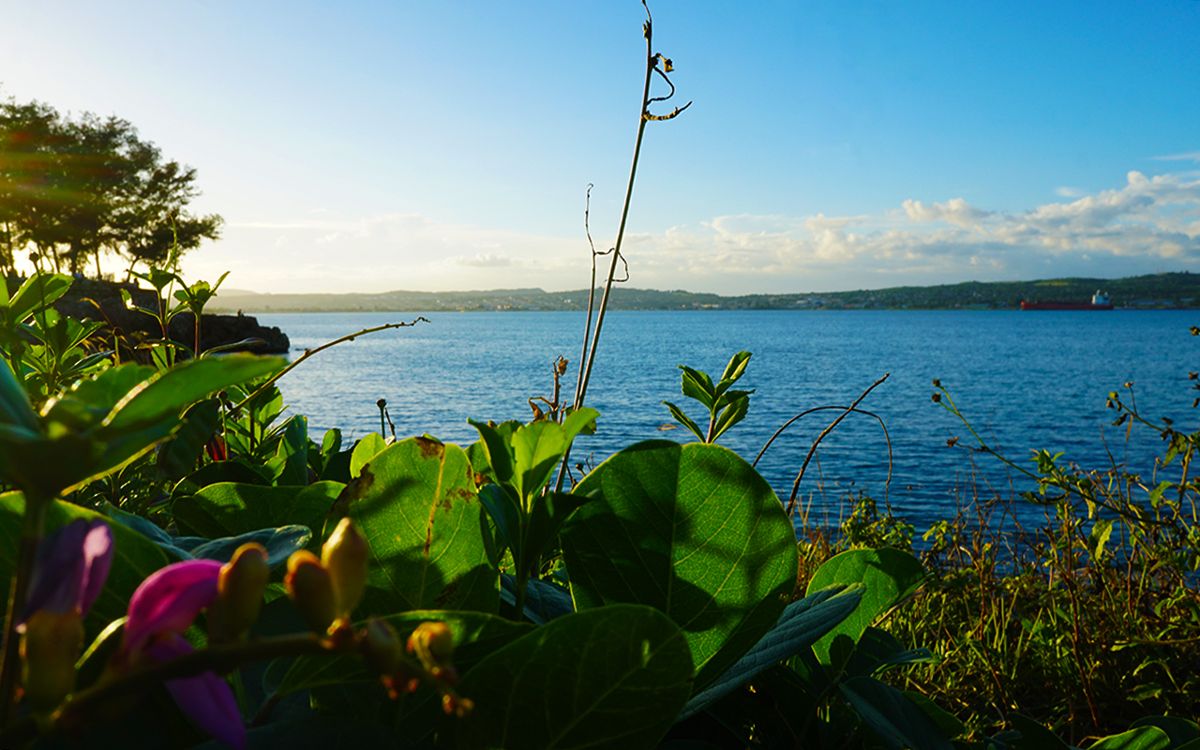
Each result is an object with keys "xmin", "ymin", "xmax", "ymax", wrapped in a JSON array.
[{"xmin": 645, "ymin": 55, "xmax": 692, "ymax": 121}]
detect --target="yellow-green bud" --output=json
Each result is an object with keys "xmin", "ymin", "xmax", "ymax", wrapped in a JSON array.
[
  {"xmin": 284, "ymin": 550, "xmax": 336, "ymax": 634},
  {"xmin": 322, "ymin": 518, "xmax": 369, "ymax": 618},
  {"xmin": 407, "ymin": 621, "xmax": 455, "ymax": 671},
  {"xmin": 361, "ymin": 618, "xmax": 404, "ymax": 676},
  {"xmin": 21, "ymin": 610, "xmax": 83, "ymax": 710},
  {"xmin": 207, "ymin": 543, "xmax": 270, "ymax": 643}
]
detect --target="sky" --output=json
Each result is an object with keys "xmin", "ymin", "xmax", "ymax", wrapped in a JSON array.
[{"xmin": 2, "ymin": 1, "xmax": 1198, "ymax": 295}]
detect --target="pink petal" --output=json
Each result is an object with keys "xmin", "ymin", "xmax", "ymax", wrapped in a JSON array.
[
  {"xmin": 123, "ymin": 560, "xmax": 222, "ymax": 654},
  {"xmin": 78, "ymin": 521, "xmax": 113, "ymax": 614},
  {"xmin": 147, "ymin": 635, "xmax": 246, "ymax": 750}
]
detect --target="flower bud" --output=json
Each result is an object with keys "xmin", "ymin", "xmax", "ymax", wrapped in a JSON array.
[
  {"xmin": 322, "ymin": 518, "xmax": 369, "ymax": 618},
  {"xmin": 21, "ymin": 610, "xmax": 84, "ymax": 710},
  {"xmin": 207, "ymin": 543, "xmax": 269, "ymax": 643},
  {"xmin": 285, "ymin": 551, "xmax": 336, "ymax": 634},
  {"xmin": 407, "ymin": 621, "xmax": 455, "ymax": 671},
  {"xmin": 361, "ymin": 618, "xmax": 403, "ymax": 676}
]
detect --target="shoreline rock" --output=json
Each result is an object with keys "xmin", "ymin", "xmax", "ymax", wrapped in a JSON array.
[{"xmin": 47, "ymin": 276, "xmax": 289, "ymax": 354}]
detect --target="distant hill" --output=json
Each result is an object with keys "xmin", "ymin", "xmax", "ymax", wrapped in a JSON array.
[{"xmin": 209, "ymin": 272, "xmax": 1200, "ymax": 313}]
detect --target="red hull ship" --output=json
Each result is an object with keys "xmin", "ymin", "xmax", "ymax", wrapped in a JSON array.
[{"xmin": 1020, "ymin": 290, "xmax": 1113, "ymax": 311}]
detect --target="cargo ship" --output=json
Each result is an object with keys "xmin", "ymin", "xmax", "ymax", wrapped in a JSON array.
[{"xmin": 1020, "ymin": 290, "xmax": 1113, "ymax": 311}]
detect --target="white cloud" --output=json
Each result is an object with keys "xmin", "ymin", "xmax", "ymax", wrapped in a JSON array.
[{"xmin": 186, "ymin": 169, "xmax": 1200, "ymax": 294}]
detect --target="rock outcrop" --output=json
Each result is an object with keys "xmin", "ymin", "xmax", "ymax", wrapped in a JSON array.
[{"xmin": 46, "ymin": 277, "xmax": 289, "ymax": 354}]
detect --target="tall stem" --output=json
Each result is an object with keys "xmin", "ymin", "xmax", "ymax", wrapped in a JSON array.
[{"xmin": 554, "ymin": 18, "xmax": 657, "ymax": 493}]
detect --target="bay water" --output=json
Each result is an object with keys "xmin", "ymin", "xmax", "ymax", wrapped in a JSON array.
[{"xmin": 255, "ymin": 309, "xmax": 1199, "ymax": 530}]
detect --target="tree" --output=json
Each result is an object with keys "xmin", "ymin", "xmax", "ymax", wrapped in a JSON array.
[{"xmin": 0, "ymin": 96, "xmax": 221, "ymax": 277}]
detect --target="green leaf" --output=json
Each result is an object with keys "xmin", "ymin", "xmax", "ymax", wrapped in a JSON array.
[
  {"xmin": 679, "ymin": 366, "xmax": 716, "ymax": 409},
  {"xmin": 172, "ymin": 460, "xmax": 270, "ymax": 497},
  {"xmin": 275, "ymin": 610, "xmax": 532, "ymax": 697},
  {"xmin": 805, "ymin": 548, "xmax": 925, "ymax": 664},
  {"xmin": 1088, "ymin": 518, "xmax": 1115, "ymax": 560},
  {"xmin": 453, "ymin": 605, "xmax": 693, "ymax": 750},
  {"xmin": 838, "ymin": 627, "xmax": 934, "ymax": 678},
  {"xmin": 43, "ymin": 364, "xmax": 156, "ymax": 432},
  {"xmin": 267, "ymin": 415, "xmax": 309, "ymax": 485},
  {"xmin": 1130, "ymin": 717, "xmax": 1200, "ymax": 747},
  {"xmin": 105, "ymin": 354, "xmax": 283, "ymax": 432},
  {"xmin": 0, "ymin": 358, "xmax": 38, "ymax": 432},
  {"xmin": 1088, "ymin": 727, "xmax": 1172, "ymax": 750},
  {"xmin": 468, "ymin": 419, "xmax": 515, "ymax": 487},
  {"xmin": 349, "ymin": 432, "xmax": 387, "ymax": 478},
  {"xmin": 478, "ymin": 484, "xmax": 521, "ymax": 557},
  {"xmin": 6, "ymin": 273, "xmax": 73, "ymax": 324},
  {"xmin": 347, "ymin": 437, "xmax": 497, "ymax": 614},
  {"xmin": 717, "ymin": 351, "xmax": 751, "ymax": 389},
  {"xmin": 681, "ymin": 584, "xmax": 862, "ymax": 718},
  {"xmin": 155, "ymin": 399, "xmax": 220, "ymax": 480},
  {"xmin": 0, "ymin": 492, "xmax": 170, "ymax": 629},
  {"xmin": 183, "ymin": 525, "xmax": 312, "ymax": 567},
  {"xmin": 1006, "ymin": 713, "xmax": 1072, "ymax": 749},
  {"xmin": 562, "ymin": 441, "xmax": 798, "ymax": 689},
  {"xmin": 561, "ymin": 406, "xmax": 600, "ymax": 443},
  {"xmin": 904, "ymin": 691, "xmax": 965, "ymax": 741},
  {"xmin": 840, "ymin": 676, "xmax": 955, "ymax": 750},
  {"xmin": 526, "ymin": 491, "xmax": 589, "ymax": 571},
  {"xmin": 512, "ymin": 420, "xmax": 568, "ymax": 499},
  {"xmin": 172, "ymin": 481, "xmax": 343, "ymax": 541},
  {"xmin": 663, "ymin": 401, "xmax": 704, "ymax": 441},
  {"xmin": 499, "ymin": 574, "xmax": 574, "ymax": 624}
]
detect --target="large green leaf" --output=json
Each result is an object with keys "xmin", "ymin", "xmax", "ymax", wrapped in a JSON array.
[
  {"xmin": 347, "ymin": 437, "xmax": 497, "ymax": 614},
  {"xmin": 5, "ymin": 272, "xmax": 73, "ymax": 324},
  {"xmin": 453, "ymin": 604, "xmax": 693, "ymax": 750},
  {"xmin": 681, "ymin": 584, "xmax": 862, "ymax": 718},
  {"xmin": 274, "ymin": 610, "xmax": 532, "ymax": 697},
  {"xmin": 1088, "ymin": 727, "xmax": 1172, "ymax": 750},
  {"xmin": 104, "ymin": 354, "xmax": 283, "ymax": 432},
  {"xmin": 172, "ymin": 481, "xmax": 343, "ymax": 540},
  {"xmin": 1130, "ymin": 717, "xmax": 1200, "ymax": 748},
  {"xmin": 561, "ymin": 440, "xmax": 798, "ymax": 689},
  {"xmin": 0, "ymin": 492, "xmax": 170, "ymax": 629},
  {"xmin": 839, "ymin": 675, "xmax": 954, "ymax": 750},
  {"xmin": 805, "ymin": 547, "xmax": 925, "ymax": 664}
]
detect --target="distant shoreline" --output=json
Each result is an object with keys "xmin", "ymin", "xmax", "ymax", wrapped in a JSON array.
[
  {"xmin": 211, "ymin": 271, "xmax": 1200, "ymax": 314},
  {"xmin": 235, "ymin": 306, "xmax": 1197, "ymax": 315}
]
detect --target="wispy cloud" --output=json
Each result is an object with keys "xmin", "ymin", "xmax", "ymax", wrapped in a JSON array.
[
  {"xmin": 1151, "ymin": 151, "xmax": 1200, "ymax": 163},
  {"xmin": 191, "ymin": 170, "xmax": 1200, "ymax": 294}
]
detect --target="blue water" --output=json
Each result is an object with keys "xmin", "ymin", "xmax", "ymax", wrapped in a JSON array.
[{"xmin": 254, "ymin": 310, "xmax": 1199, "ymax": 529}]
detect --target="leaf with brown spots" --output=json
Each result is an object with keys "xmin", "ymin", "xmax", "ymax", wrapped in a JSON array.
[{"xmin": 347, "ymin": 438, "xmax": 498, "ymax": 615}]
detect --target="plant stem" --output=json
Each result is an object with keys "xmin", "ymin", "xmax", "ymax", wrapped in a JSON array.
[
  {"xmin": 0, "ymin": 633, "xmax": 332, "ymax": 746},
  {"xmin": 0, "ymin": 495, "xmax": 49, "ymax": 726},
  {"xmin": 554, "ymin": 10, "xmax": 657, "ymax": 493},
  {"xmin": 233, "ymin": 318, "xmax": 429, "ymax": 414}
]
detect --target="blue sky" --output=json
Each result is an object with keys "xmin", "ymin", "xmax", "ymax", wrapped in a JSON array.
[{"xmin": 3, "ymin": 1, "xmax": 1198, "ymax": 293}]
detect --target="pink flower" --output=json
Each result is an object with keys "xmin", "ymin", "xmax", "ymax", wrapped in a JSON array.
[{"xmin": 121, "ymin": 560, "xmax": 245, "ymax": 750}]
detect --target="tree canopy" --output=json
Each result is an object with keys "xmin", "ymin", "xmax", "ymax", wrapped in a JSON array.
[{"xmin": 0, "ymin": 96, "xmax": 220, "ymax": 277}]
